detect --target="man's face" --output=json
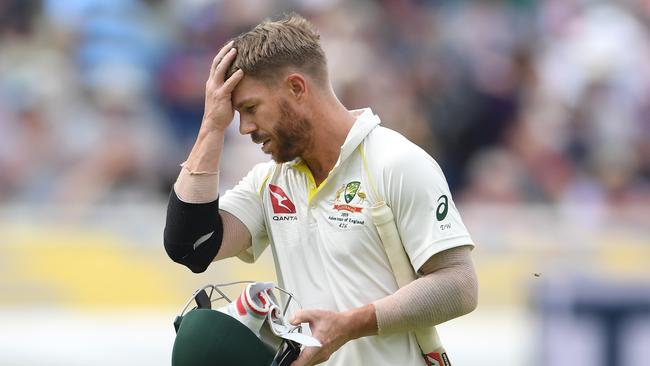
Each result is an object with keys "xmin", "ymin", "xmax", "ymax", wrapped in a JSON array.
[{"xmin": 233, "ymin": 75, "xmax": 313, "ymax": 163}]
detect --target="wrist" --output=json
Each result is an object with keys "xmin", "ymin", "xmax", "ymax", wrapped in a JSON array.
[
  {"xmin": 343, "ymin": 304, "xmax": 378, "ymax": 341},
  {"xmin": 198, "ymin": 123, "xmax": 228, "ymax": 137},
  {"xmin": 185, "ymin": 130, "xmax": 225, "ymax": 173}
]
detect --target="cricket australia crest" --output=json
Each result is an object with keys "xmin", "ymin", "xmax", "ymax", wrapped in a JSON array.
[
  {"xmin": 344, "ymin": 181, "xmax": 361, "ymax": 203},
  {"xmin": 328, "ymin": 180, "xmax": 368, "ymax": 229}
]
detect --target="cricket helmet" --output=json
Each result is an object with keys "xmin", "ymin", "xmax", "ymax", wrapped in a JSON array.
[{"xmin": 171, "ymin": 281, "xmax": 309, "ymax": 366}]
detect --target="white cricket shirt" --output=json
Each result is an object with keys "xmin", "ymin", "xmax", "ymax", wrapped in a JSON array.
[{"xmin": 220, "ymin": 108, "xmax": 474, "ymax": 365}]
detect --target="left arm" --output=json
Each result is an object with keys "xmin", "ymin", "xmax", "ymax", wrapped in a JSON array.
[
  {"xmin": 373, "ymin": 245, "xmax": 477, "ymax": 335},
  {"xmin": 289, "ymin": 245, "xmax": 478, "ymax": 366}
]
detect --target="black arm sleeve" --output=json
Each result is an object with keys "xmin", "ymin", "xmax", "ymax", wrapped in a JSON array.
[{"xmin": 163, "ymin": 189, "xmax": 224, "ymax": 273}]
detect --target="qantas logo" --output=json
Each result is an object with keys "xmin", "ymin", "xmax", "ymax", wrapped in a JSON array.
[
  {"xmin": 423, "ymin": 352, "xmax": 450, "ymax": 366},
  {"xmin": 269, "ymin": 184, "xmax": 296, "ymax": 214}
]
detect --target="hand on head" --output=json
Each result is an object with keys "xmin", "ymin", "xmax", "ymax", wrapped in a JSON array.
[{"xmin": 201, "ymin": 41, "xmax": 245, "ymax": 133}]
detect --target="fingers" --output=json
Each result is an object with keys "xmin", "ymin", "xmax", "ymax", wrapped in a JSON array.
[
  {"xmin": 222, "ymin": 69, "xmax": 244, "ymax": 93},
  {"xmin": 209, "ymin": 40, "xmax": 234, "ymax": 79},
  {"xmin": 290, "ymin": 310, "xmax": 303, "ymax": 325},
  {"xmin": 291, "ymin": 309, "xmax": 314, "ymax": 325},
  {"xmin": 290, "ymin": 347, "xmax": 319, "ymax": 366},
  {"xmin": 213, "ymin": 47, "xmax": 238, "ymax": 85},
  {"xmin": 205, "ymin": 41, "xmax": 243, "ymax": 97}
]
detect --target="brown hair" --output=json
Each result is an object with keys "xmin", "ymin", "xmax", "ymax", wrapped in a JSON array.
[{"xmin": 226, "ymin": 12, "xmax": 328, "ymax": 86}]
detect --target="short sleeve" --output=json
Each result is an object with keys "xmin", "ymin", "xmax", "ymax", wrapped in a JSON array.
[
  {"xmin": 220, "ymin": 162, "xmax": 274, "ymax": 263},
  {"xmin": 381, "ymin": 145, "xmax": 474, "ymax": 272}
]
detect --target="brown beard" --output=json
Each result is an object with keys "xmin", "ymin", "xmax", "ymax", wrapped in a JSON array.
[{"xmin": 271, "ymin": 100, "xmax": 313, "ymax": 163}]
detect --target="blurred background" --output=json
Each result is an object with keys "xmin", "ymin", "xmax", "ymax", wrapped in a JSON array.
[{"xmin": 1, "ymin": 0, "xmax": 649, "ymax": 365}]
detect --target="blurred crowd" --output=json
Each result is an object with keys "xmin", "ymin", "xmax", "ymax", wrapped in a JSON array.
[{"xmin": 1, "ymin": 0, "xmax": 649, "ymax": 211}]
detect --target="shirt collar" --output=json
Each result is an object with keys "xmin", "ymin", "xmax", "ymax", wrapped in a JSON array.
[{"xmin": 338, "ymin": 108, "xmax": 380, "ymax": 163}]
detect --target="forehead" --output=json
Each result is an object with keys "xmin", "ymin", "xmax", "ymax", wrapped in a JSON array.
[{"xmin": 232, "ymin": 75, "xmax": 277, "ymax": 108}]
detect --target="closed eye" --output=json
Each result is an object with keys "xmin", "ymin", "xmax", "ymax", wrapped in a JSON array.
[{"xmin": 243, "ymin": 105, "xmax": 256, "ymax": 114}]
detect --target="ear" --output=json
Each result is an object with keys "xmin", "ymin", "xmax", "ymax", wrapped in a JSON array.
[{"xmin": 285, "ymin": 73, "xmax": 307, "ymax": 102}]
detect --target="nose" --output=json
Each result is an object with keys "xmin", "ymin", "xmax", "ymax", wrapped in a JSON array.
[{"xmin": 239, "ymin": 114, "xmax": 257, "ymax": 135}]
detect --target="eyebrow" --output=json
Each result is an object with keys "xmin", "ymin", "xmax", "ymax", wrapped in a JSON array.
[{"xmin": 234, "ymin": 98, "xmax": 258, "ymax": 111}]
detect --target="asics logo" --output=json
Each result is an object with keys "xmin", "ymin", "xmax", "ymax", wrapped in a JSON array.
[{"xmin": 269, "ymin": 184, "xmax": 296, "ymax": 214}]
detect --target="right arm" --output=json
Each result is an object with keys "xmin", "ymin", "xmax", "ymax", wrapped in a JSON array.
[
  {"xmin": 163, "ymin": 41, "xmax": 248, "ymax": 273},
  {"xmin": 185, "ymin": 39, "xmax": 242, "ymax": 175}
]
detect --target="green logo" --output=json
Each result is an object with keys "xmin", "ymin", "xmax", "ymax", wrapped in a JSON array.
[
  {"xmin": 436, "ymin": 195, "xmax": 449, "ymax": 221},
  {"xmin": 344, "ymin": 181, "xmax": 361, "ymax": 203}
]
